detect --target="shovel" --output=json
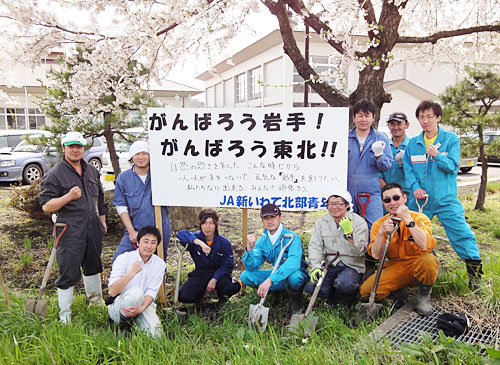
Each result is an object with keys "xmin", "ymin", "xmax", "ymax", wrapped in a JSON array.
[
  {"xmin": 356, "ymin": 218, "xmax": 401, "ymax": 322},
  {"xmin": 289, "ymin": 251, "xmax": 339, "ymax": 335},
  {"xmin": 173, "ymin": 238, "xmax": 188, "ymax": 321},
  {"xmin": 416, "ymin": 194, "xmax": 429, "ymax": 213},
  {"xmin": 25, "ymin": 223, "xmax": 68, "ymax": 318},
  {"xmin": 356, "ymin": 192, "xmax": 371, "ymax": 219},
  {"xmin": 248, "ymin": 233, "xmax": 294, "ymax": 333}
]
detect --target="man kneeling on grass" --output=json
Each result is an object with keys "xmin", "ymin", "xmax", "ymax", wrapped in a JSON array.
[
  {"xmin": 359, "ymin": 183, "xmax": 440, "ymax": 316},
  {"xmin": 176, "ymin": 209, "xmax": 241, "ymax": 311},
  {"xmin": 108, "ymin": 226, "xmax": 166, "ymax": 337}
]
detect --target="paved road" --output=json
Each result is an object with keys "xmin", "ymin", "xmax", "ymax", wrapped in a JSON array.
[{"xmin": 1, "ymin": 164, "xmax": 500, "ymax": 191}]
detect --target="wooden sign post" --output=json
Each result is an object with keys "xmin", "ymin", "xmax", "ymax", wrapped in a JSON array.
[{"xmin": 154, "ymin": 206, "xmax": 167, "ymax": 307}]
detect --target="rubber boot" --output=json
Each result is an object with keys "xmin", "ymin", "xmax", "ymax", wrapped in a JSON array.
[
  {"xmin": 465, "ymin": 260, "xmax": 483, "ymax": 291},
  {"xmin": 287, "ymin": 288, "xmax": 304, "ymax": 315},
  {"xmin": 83, "ymin": 273, "xmax": 104, "ymax": 306},
  {"xmin": 216, "ymin": 295, "xmax": 228, "ymax": 312},
  {"xmin": 57, "ymin": 286, "xmax": 74, "ymax": 324},
  {"xmin": 414, "ymin": 280, "xmax": 433, "ymax": 317},
  {"xmin": 118, "ymin": 313, "xmax": 134, "ymax": 337}
]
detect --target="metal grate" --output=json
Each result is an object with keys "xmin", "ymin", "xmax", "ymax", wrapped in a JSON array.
[{"xmin": 384, "ymin": 310, "xmax": 499, "ymax": 347}]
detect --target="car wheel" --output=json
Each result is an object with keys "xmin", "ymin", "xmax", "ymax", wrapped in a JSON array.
[
  {"xmin": 88, "ymin": 158, "xmax": 102, "ymax": 171},
  {"xmin": 460, "ymin": 167, "xmax": 472, "ymax": 173},
  {"xmin": 23, "ymin": 164, "xmax": 43, "ymax": 185}
]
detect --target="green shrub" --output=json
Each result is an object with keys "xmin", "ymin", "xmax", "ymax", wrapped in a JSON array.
[
  {"xmin": 7, "ymin": 181, "xmax": 47, "ymax": 220},
  {"xmin": 104, "ymin": 190, "xmax": 122, "ymax": 234}
]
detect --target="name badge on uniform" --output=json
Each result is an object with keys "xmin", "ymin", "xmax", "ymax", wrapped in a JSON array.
[{"xmin": 411, "ymin": 154, "xmax": 427, "ymax": 163}]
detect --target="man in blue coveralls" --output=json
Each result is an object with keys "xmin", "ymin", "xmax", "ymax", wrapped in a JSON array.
[
  {"xmin": 403, "ymin": 100, "xmax": 482, "ymax": 290},
  {"xmin": 348, "ymin": 99, "xmax": 393, "ymax": 230},
  {"xmin": 240, "ymin": 204, "xmax": 308, "ymax": 315},
  {"xmin": 112, "ymin": 140, "xmax": 171, "ymax": 261},
  {"xmin": 379, "ymin": 112, "xmax": 415, "ymax": 210}
]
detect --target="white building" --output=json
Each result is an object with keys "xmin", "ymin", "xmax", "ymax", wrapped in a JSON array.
[
  {"xmin": 197, "ymin": 29, "xmax": 497, "ymax": 136},
  {"xmin": 0, "ymin": 53, "xmax": 202, "ymax": 131}
]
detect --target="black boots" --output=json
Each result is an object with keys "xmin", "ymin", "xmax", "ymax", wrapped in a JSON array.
[
  {"xmin": 465, "ymin": 260, "xmax": 483, "ymax": 290},
  {"xmin": 287, "ymin": 288, "xmax": 304, "ymax": 315},
  {"xmin": 414, "ymin": 280, "xmax": 433, "ymax": 316}
]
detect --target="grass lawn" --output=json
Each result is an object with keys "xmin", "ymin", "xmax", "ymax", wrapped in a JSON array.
[{"xmin": 0, "ymin": 184, "xmax": 499, "ymax": 364}]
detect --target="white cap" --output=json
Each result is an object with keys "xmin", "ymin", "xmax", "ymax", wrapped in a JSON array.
[
  {"xmin": 129, "ymin": 140, "xmax": 149, "ymax": 159},
  {"xmin": 61, "ymin": 131, "xmax": 87, "ymax": 146},
  {"xmin": 328, "ymin": 189, "xmax": 353, "ymax": 210}
]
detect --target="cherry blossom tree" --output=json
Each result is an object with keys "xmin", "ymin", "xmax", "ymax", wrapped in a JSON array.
[
  {"xmin": 261, "ymin": 0, "xmax": 500, "ymax": 124},
  {"xmin": 0, "ymin": 0, "xmax": 258, "ymax": 173}
]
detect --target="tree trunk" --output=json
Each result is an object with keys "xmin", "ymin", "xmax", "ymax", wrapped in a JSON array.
[
  {"xmin": 169, "ymin": 206, "xmax": 200, "ymax": 231},
  {"xmin": 475, "ymin": 127, "xmax": 488, "ymax": 210},
  {"xmin": 102, "ymin": 113, "xmax": 122, "ymax": 177}
]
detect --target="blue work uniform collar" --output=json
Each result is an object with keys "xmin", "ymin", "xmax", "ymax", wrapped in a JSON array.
[
  {"xmin": 416, "ymin": 126, "xmax": 443, "ymax": 145},
  {"xmin": 391, "ymin": 135, "xmax": 409, "ymax": 148},
  {"xmin": 266, "ymin": 222, "xmax": 284, "ymax": 245},
  {"xmin": 132, "ymin": 165, "xmax": 151, "ymax": 180}
]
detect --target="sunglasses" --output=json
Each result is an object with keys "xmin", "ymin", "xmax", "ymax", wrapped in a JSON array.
[{"xmin": 383, "ymin": 194, "xmax": 403, "ymax": 204}]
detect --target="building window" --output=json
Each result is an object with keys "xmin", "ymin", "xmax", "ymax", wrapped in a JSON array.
[
  {"xmin": 248, "ymin": 67, "xmax": 262, "ymax": 100},
  {"xmin": 0, "ymin": 108, "xmax": 45, "ymax": 130},
  {"xmin": 293, "ymin": 56, "xmax": 338, "ymax": 94},
  {"xmin": 235, "ymin": 73, "xmax": 246, "ymax": 103}
]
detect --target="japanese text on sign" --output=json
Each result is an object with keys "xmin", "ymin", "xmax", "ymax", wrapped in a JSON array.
[{"xmin": 148, "ymin": 108, "xmax": 349, "ymax": 209}]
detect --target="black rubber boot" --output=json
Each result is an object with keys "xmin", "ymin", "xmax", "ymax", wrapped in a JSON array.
[
  {"xmin": 118, "ymin": 314, "xmax": 134, "ymax": 336},
  {"xmin": 414, "ymin": 279, "xmax": 433, "ymax": 317},
  {"xmin": 216, "ymin": 295, "xmax": 228, "ymax": 312},
  {"xmin": 388, "ymin": 288, "xmax": 408, "ymax": 310},
  {"xmin": 465, "ymin": 260, "xmax": 483, "ymax": 291},
  {"xmin": 287, "ymin": 288, "xmax": 304, "ymax": 315}
]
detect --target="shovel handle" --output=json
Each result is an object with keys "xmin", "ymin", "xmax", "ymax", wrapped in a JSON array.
[
  {"xmin": 357, "ymin": 193, "xmax": 371, "ymax": 217},
  {"xmin": 36, "ymin": 223, "xmax": 68, "ymax": 302},
  {"xmin": 416, "ymin": 194, "xmax": 429, "ymax": 213},
  {"xmin": 368, "ymin": 221, "xmax": 401, "ymax": 301},
  {"xmin": 304, "ymin": 251, "xmax": 339, "ymax": 317},
  {"xmin": 173, "ymin": 239, "xmax": 188, "ymax": 305}
]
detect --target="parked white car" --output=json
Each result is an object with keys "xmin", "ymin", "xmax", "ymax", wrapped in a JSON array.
[{"xmin": 101, "ymin": 142, "xmax": 132, "ymax": 182}]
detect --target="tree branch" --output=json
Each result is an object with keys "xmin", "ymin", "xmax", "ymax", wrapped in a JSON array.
[
  {"xmin": 282, "ymin": 0, "xmax": 346, "ymax": 55},
  {"xmin": 261, "ymin": 0, "xmax": 348, "ymax": 106},
  {"xmin": 358, "ymin": 0, "xmax": 377, "ymax": 40},
  {"xmin": 397, "ymin": 25, "xmax": 500, "ymax": 44}
]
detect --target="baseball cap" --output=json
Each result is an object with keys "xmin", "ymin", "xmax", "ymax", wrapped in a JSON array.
[
  {"xmin": 129, "ymin": 140, "xmax": 149, "ymax": 159},
  {"xmin": 61, "ymin": 131, "xmax": 87, "ymax": 146},
  {"xmin": 260, "ymin": 203, "xmax": 281, "ymax": 218},
  {"xmin": 387, "ymin": 112, "xmax": 408, "ymax": 123}
]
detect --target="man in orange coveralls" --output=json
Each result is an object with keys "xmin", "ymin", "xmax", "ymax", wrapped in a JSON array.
[{"xmin": 359, "ymin": 183, "xmax": 440, "ymax": 316}]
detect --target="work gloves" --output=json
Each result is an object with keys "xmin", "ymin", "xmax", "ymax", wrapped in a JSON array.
[
  {"xmin": 395, "ymin": 150, "xmax": 405, "ymax": 165},
  {"xmin": 176, "ymin": 230, "xmax": 195, "ymax": 245},
  {"xmin": 339, "ymin": 217, "xmax": 354, "ymax": 235},
  {"xmin": 310, "ymin": 268, "xmax": 322, "ymax": 285},
  {"xmin": 372, "ymin": 140, "xmax": 386, "ymax": 157}
]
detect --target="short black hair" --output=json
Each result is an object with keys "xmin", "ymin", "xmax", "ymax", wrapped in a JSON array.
[
  {"xmin": 415, "ymin": 100, "xmax": 442, "ymax": 119},
  {"xmin": 137, "ymin": 226, "xmax": 162, "ymax": 245},
  {"xmin": 326, "ymin": 195, "xmax": 350, "ymax": 211},
  {"xmin": 381, "ymin": 183, "xmax": 404, "ymax": 196},
  {"xmin": 352, "ymin": 99, "xmax": 376, "ymax": 116}
]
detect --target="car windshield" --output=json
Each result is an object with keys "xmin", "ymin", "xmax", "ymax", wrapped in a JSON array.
[{"xmin": 13, "ymin": 139, "xmax": 45, "ymax": 153}]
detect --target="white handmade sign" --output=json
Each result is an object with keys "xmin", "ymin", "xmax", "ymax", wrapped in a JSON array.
[{"xmin": 148, "ymin": 108, "xmax": 349, "ymax": 209}]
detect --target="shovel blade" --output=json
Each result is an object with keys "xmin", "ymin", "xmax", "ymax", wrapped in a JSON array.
[
  {"xmin": 355, "ymin": 302, "xmax": 383, "ymax": 323},
  {"xmin": 288, "ymin": 314, "xmax": 318, "ymax": 335},
  {"xmin": 248, "ymin": 303, "xmax": 269, "ymax": 333},
  {"xmin": 25, "ymin": 298, "xmax": 48, "ymax": 318}
]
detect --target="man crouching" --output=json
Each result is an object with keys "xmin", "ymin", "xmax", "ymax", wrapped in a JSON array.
[
  {"xmin": 359, "ymin": 183, "xmax": 440, "ymax": 316},
  {"xmin": 108, "ymin": 226, "xmax": 166, "ymax": 336}
]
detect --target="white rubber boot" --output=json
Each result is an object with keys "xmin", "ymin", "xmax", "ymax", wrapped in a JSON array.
[
  {"xmin": 57, "ymin": 286, "xmax": 74, "ymax": 324},
  {"xmin": 83, "ymin": 273, "xmax": 104, "ymax": 306}
]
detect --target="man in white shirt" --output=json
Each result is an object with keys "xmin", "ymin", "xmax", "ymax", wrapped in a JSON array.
[{"xmin": 108, "ymin": 226, "xmax": 166, "ymax": 337}]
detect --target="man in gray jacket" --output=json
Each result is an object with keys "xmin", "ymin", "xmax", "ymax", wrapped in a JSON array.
[{"xmin": 305, "ymin": 189, "xmax": 369, "ymax": 305}]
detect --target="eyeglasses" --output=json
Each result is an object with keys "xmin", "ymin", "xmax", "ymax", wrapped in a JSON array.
[
  {"xmin": 382, "ymin": 195, "xmax": 403, "ymax": 204},
  {"xmin": 327, "ymin": 202, "xmax": 346, "ymax": 207}
]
